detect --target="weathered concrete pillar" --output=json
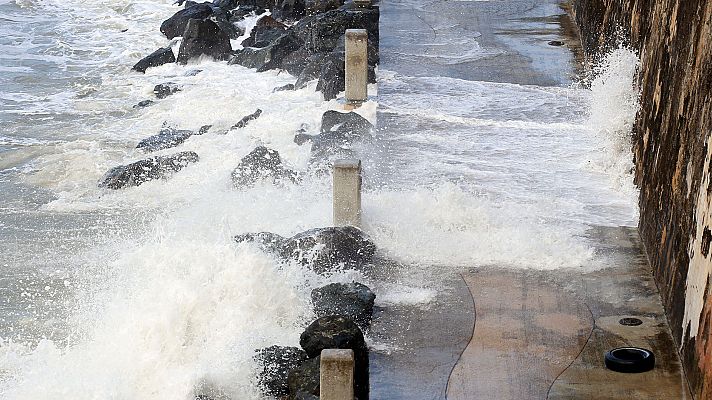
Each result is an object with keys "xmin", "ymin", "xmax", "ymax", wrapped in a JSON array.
[
  {"xmin": 333, "ymin": 159, "xmax": 362, "ymax": 227},
  {"xmin": 345, "ymin": 29, "xmax": 368, "ymax": 105},
  {"xmin": 320, "ymin": 349, "xmax": 355, "ymax": 400}
]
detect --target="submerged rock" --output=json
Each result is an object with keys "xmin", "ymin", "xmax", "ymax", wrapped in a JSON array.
[
  {"xmin": 255, "ymin": 345, "xmax": 309, "ymax": 396},
  {"xmin": 273, "ymin": 83, "xmax": 295, "ymax": 92},
  {"xmin": 133, "ymin": 99, "xmax": 155, "ymax": 108},
  {"xmin": 231, "ymin": 146, "xmax": 298, "ymax": 188},
  {"xmin": 296, "ymin": 111, "xmax": 373, "ymax": 160},
  {"xmin": 132, "ymin": 47, "xmax": 176, "ymax": 73},
  {"xmin": 99, "ymin": 151, "xmax": 199, "ymax": 189},
  {"xmin": 299, "ymin": 315, "xmax": 368, "ymax": 399},
  {"xmin": 177, "ymin": 18, "xmax": 233, "ymax": 64},
  {"xmin": 234, "ymin": 226, "xmax": 376, "ymax": 273},
  {"xmin": 228, "ymin": 109, "xmax": 262, "ymax": 130},
  {"xmin": 153, "ymin": 83, "xmax": 181, "ymax": 99},
  {"xmin": 136, "ymin": 128, "xmax": 194, "ymax": 152},
  {"xmin": 287, "ymin": 356, "xmax": 320, "ymax": 399},
  {"xmin": 311, "ymin": 282, "xmax": 376, "ymax": 328},
  {"xmin": 320, "ymin": 110, "xmax": 372, "ymax": 134}
]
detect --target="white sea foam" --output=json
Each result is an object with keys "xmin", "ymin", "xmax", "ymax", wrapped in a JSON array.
[{"xmin": 0, "ymin": 0, "xmax": 643, "ymax": 396}]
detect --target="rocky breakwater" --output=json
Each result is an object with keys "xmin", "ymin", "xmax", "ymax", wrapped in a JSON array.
[
  {"xmin": 104, "ymin": 0, "xmax": 378, "ymax": 191},
  {"xmin": 571, "ymin": 0, "xmax": 712, "ymax": 397},
  {"xmin": 105, "ymin": 1, "xmax": 380, "ymax": 398}
]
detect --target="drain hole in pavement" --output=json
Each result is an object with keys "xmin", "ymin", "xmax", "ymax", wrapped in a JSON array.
[{"xmin": 619, "ymin": 317, "xmax": 643, "ymax": 326}]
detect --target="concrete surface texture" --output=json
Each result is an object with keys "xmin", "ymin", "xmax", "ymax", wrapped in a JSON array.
[{"xmin": 371, "ymin": 0, "xmax": 693, "ymax": 398}]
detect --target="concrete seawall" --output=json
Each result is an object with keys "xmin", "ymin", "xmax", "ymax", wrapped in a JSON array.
[{"xmin": 570, "ymin": 0, "xmax": 712, "ymax": 397}]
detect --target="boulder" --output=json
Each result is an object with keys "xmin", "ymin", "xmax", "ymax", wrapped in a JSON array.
[
  {"xmin": 254, "ymin": 345, "xmax": 308, "ymax": 396},
  {"xmin": 233, "ymin": 226, "xmax": 376, "ymax": 273},
  {"xmin": 227, "ymin": 109, "xmax": 262, "ymax": 130},
  {"xmin": 161, "ymin": 2, "xmax": 215, "ymax": 39},
  {"xmin": 234, "ymin": 231, "xmax": 288, "ymax": 253},
  {"xmin": 311, "ymin": 282, "xmax": 376, "ymax": 328},
  {"xmin": 153, "ymin": 83, "xmax": 181, "ymax": 99},
  {"xmin": 99, "ymin": 151, "xmax": 199, "ymax": 189},
  {"xmin": 212, "ymin": 0, "xmax": 240, "ymax": 10},
  {"xmin": 292, "ymin": 6, "xmax": 379, "ymax": 54},
  {"xmin": 273, "ymin": 83, "xmax": 295, "ymax": 92},
  {"xmin": 304, "ymin": 0, "xmax": 342, "ymax": 15},
  {"xmin": 241, "ymin": 16, "xmax": 287, "ymax": 48},
  {"xmin": 133, "ymin": 99, "xmax": 154, "ymax": 108},
  {"xmin": 281, "ymin": 47, "xmax": 315, "ymax": 77},
  {"xmin": 287, "ymin": 357, "xmax": 320, "ymax": 399},
  {"xmin": 136, "ymin": 128, "xmax": 194, "ymax": 152},
  {"xmin": 228, "ymin": 31, "xmax": 303, "ymax": 71},
  {"xmin": 315, "ymin": 51, "xmax": 344, "ymax": 101},
  {"xmin": 320, "ymin": 110, "xmax": 373, "ymax": 135},
  {"xmin": 299, "ymin": 316, "xmax": 368, "ymax": 399},
  {"xmin": 231, "ymin": 146, "xmax": 298, "ymax": 188},
  {"xmin": 132, "ymin": 47, "xmax": 176, "ymax": 73},
  {"xmin": 282, "ymin": 226, "xmax": 376, "ymax": 273},
  {"xmin": 294, "ymin": 53, "xmax": 327, "ymax": 89},
  {"xmin": 229, "ymin": 5, "xmax": 267, "ymax": 21},
  {"xmin": 271, "ymin": 0, "xmax": 306, "ymax": 22},
  {"xmin": 177, "ymin": 18, "xmax": 233, "ymax": 63}
]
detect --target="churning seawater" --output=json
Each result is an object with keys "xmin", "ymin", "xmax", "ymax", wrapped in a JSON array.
[{"xmin": 0, "ymin": 0, "xmax": 640, "ymax": 398}]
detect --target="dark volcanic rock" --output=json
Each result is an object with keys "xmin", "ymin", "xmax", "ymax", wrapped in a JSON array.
[
  {"xmin": 177, "ymin": 18, "xmax": 232, "ymax": 63},
  {"xmin": 254, "ymin": 345, "xmax": 308, "ymax": 396},
  {"xmin": 228, "ymin": 109, "xmax": 262, "ymax": 130},
  {"xmin": 315, "ymin": 52, "xmax": 344, "ymax": 100},
  {"xmin": 273, "ymin": 83, "xmax": 295, "ymax": 92},
  {"xmin": 153, "ymin": 83, "xmax": 181, "ymax": 99},
  {"xmin": 295, "ymin": 111, "xmax": 372, "ymax": 154},
  {"xmin": 132, "ymin": 47, "xmax": 176, "ymax": 73},
  {"xmin": 241, "ymin": 16, "xmax": 287, "ymax": 48},
  {"xmin": 311, "ymin": 282, "xmax": 376, "ymax": 328},
  {"xmin": 161, "ymin": 3, "xmax": 214, "ymax": 39},
  {"xmin": 287, "ymin": 356, "xmax": 320, "ymax": 398},
  {"xmin": 133, "ymin": 99, "xmax": 155, "ymax": 108},
  {"xmin": 99, "ymin": 151, "xmax": 199, "ymax": 189},
  {"xmin": 299, "ymin": 316, "xmax": 368, "ymax": 399},
  {"xmin": 304, "ymin": 0, "xmax": 342, "ymax": 15},
  {"xmin": 292, "ymin": 6, "xmax": 379, "ymax": 53},
  {"xmin": 230, "ymin": 5, "xmax": 266, "ymax": 20},
  {"xmin": 294, "ymin": 53, "xmax": 327, "ymax": 89},
  {"xmin": 233, "ymin": 226, "xmax": 376, "ymax": 273},
  {"xmin": 229, "ymin": 31, "xmax": 302, "ymax": 71},
  {"xmin": 321, "ymin": 110, "xmax": 372, "ymax": 135},
  {"xmin": 234, "ymin": 231, "xmax": 288, "ymax": 253},
  {"xmin": 136, "ymin": 128, "xmax": 194, "ymax": 152},
  {"xmin": 231, "ymin": 146, "xmax": 298, "ymax": 187},
  {"xmin": 272, "ymin": 0, "xmax": 306, "ymax": 22}
]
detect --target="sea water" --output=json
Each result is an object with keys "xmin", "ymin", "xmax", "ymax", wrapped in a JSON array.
[{"xmin": 0, "ymin": 0, "xmax": 640, "ymax": 398}]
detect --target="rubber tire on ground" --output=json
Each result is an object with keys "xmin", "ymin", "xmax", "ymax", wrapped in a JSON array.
[{"xmin": 604, "ymin": 347, "xmax": 655, "ymax": 373}]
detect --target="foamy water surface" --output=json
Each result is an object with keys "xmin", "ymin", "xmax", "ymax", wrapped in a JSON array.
[{"xmin": 0, "ymin": 0, "xmax": 641, "ymax": 397}]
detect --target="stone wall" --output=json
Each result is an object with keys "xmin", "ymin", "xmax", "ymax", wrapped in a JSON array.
[{"xmin": 570, "ymin": 0, "xmax": 712, "ymax": 398}]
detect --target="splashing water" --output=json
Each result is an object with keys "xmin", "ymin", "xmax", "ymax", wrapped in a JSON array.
[{"xmin": 0, "ymin": 0, "xmax": 642, "ymax": 397}]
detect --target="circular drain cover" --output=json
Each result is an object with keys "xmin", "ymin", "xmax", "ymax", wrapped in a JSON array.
[
  {"xmin": 605, "ymin": 347, "xmax": 655, "ymax": 373},
  {"xmin": 619, "ymin": 317, "xmax": 643, "ymax": 326}
]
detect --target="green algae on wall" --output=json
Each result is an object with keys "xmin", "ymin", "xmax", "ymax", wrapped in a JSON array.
[{"xmin": 570, "ymin": 0, "xmax": 712, "ymax": 398}]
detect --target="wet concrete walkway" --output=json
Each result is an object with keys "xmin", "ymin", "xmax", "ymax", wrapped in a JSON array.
[{"xmin": 370, "ymin": 0, "xmax": 692, "ymax": 398}]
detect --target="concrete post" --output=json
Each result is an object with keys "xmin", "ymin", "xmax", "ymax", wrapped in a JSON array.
[
  {"xmin": 333, "ymin": 159, "xmax": 362, "ymax": 227},
  {"xmin": 320, "ymin": 349, "xmax": 355, "ymax": 400},
  {"xmin": 345, "ymin": 29, "xmax": 368, "ymax": 105}
]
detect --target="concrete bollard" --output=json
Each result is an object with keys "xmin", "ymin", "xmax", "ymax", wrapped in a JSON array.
[
  {"xmin": 320, "ymin": 349, "xmax": 355, "ymax": 400},
  {"xmin": 333, "ymin": 159, "xmax": 362, "ymax": 227},
  {"xmin": 345, "ymin": 29, "xmax": 368, "ymax": 105}
]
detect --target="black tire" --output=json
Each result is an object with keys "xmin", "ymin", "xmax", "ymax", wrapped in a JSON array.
[{"xmin": 604, "ymin": 347, "xmax": 655, "ymax": 373}]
